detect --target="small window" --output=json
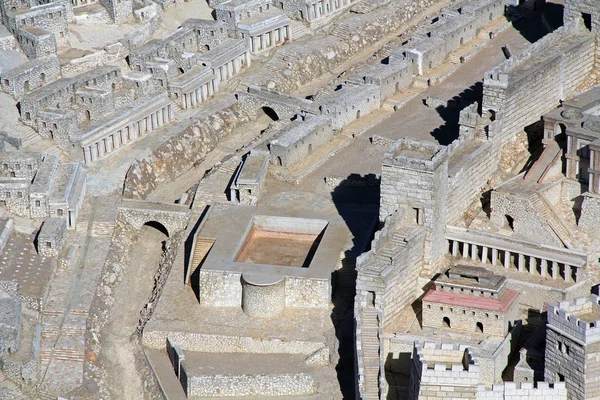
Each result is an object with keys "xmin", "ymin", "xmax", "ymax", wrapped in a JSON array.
[
  {"xmin": 46, "ymin": 241, "xmax": 52, "ymax": 248},
  {"xmin": 57, "ymin": 209, "xmax": 63, "ymax": 216},
  {"xmin": 17, "ymin": 192, "xmax": 22, "ymax": 198},
  {"xmin": 35, "ymin": 200, "xmax": 40, "ymax": 207}
]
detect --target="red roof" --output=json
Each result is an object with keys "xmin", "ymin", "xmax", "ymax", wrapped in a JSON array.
[{"xmin": 422, "ymin": 289, "xmax": 518, "ymax": 312}]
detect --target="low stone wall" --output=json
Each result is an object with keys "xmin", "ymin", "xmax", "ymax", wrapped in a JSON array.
[
  {"xmin": 143, "ymin": 330, "xmax": 324, "ymax": 355},
  {"xmin": 60, "ymin": 43, "xmax": 129, "ymax": 78},
  {"xmin": 476, "ymin": 382, "xmax": 567, "ymax": 400},
  {"xmin": 188, "ymin": 373, "xmax": 317, "ymax": 397}
]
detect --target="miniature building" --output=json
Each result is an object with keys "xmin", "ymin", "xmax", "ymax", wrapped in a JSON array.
[
  {"xmin": 0, "ymin": 298, "xmax": 21, "ymax": 356},
  {"xmin": 349, "ymin": 61, "xmax": 413, "ymax": 103},
  {"xmin": 422, "ymin": 265, "xmax": 520, "ymax": 337},
  {"xmin": 318, "ymin": 83, "xmax": 380, "ymax": 130},
  {"xmin": 408, "ymin": 342, "xmax": 480, "ymax": 400},
  {"xmin": 37, "ymin": 217, "xmax": 66, "ymax": 257},
  {"xmin": 230, "ymin": 150, "xmax": 269, "ymax": 205},
  {"xmin": 268, "ymin": 116, "xmax": 333, "ymax": 167},
  {"xmin": 545, "ymin": 295, "xmax": 600, "ymax": 400},
  {"xmin": 189, "ymin": 203, "xmax": 347, "ymax": 317},
  {"xmin": 0, "ymin": 152, "xmax": 86, "ymax": 228}
]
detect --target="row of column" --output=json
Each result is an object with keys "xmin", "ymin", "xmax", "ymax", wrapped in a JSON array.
[
  {"xmin": 71, "ymin": 0, "xmax": 98, "ymax": 8},
  {"xmin": 307, "ymin": 0, "xmax": 349, "ymax": 21},
  {"xmin": 83, "ymin": 104, "xmax": 174, "ymax": 164},
  {"xmin": 182, "ymin": 79, "xmax": 218, "ymax": 110},
  {"xmin": 250, "ymin": 26, "xmax": 290, "ymax": 53},
  {"xmin": 448, "ymin": 239, "xmax": 580, "ymax": 283}
]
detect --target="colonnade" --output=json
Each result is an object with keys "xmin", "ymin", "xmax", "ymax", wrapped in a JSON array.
[
  {"xmin": 446, "ymin": 237, "xmax": 582, "ymax": 283},
  {"xmin": 180, "ymin": 78, "xmax": 218, "ymax": 110},
  {"xmin": 82, "ymin": 103, "xmax": 174, "ymax": 164},
  {"xmin": 306, "ymin": 0, "xmax": 350, "ymax": 21},
  {"xmin": 250, "ymin": 26, "xmax": 290, "ymax": 53}
]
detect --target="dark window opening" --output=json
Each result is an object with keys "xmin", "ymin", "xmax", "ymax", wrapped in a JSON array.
[
  {"xmin": 443, "ymin": 317, "xmax": 451, "ymax": 328},
  {"xmin": 583, "ymin": 13, "xmax": 592, "ymax": 31},
  {"xmin": 476, "ymin": 322, "xmax": 483, "ymax": 333}
]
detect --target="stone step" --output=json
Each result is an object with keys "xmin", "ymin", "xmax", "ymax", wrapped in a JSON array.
[
  {"xmin": 40, "ymin": 348, "xmax": 84, "ymax": 362},
  {"xmin": 290, "ymin": 20, "xmax": 310, "ymax": 39}
]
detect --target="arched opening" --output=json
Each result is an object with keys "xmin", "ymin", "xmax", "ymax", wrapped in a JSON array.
[
  {"xmin": 396, "ymin": 82, "xmax": 400, "ymax": 92},
  {"xmin": 356, "ymin": 110, "xmax": 361, "ymax": 120},
  {"xmin": 428, "ymin": 61, "xmax": 433, "ymax": 70},
  {"xmin": 277, "ymin": 156, "xmax": 283, "ymax": 166},
  {"xmin": 179, "ymin": 67, "xmax": 185, "ymax": 74},
  {"xmin": 85, "ymin": 110, "xmax": 91, "ymax": 121},
  {"xmin": 143, "ymin": 220, "xmax": 169, "ymax": 237},
  {"xmin": 366, "ymin": 291, "xmax": 375, "ymax": 307},
  {"xmin": 486, "ymin": 109, "xmax": 496, "ymax": 121},
  {"xmin": 308, "ymin": 143, "xmax": 313, "ymax": 153},
  {"xmin": 489, "ymin": 12, "xmax": 493, "ymax": 21},
  {"xmin": 504, "ymin": 214, "xmax": 515, "ymax": 231},
  {"xmin": 49, "ymin": 130, "xmax": 53, "ymax": 139},
  {"xmin": 460, "ymin": 37, "xmax": 464, "ymax": 45},
  {"xmin": 112, "ymin": 82, "xmax": 116, "ymax": 90},
  {"xmin": 476, "ymin": 322, "xmax": 484, "ymax": 333},
  {"xmin": 262, "ymin": 106, "xmax": 280, "ymax": 121},
  {"xmin": 204, "ymin": 45, "xmax": 210, "ymax": 51},
  {"xmin": 40, "ymin": 73, "xmax": 46, "ymax": 85},
  {"xmin": 555, "ymin": 123, "xmax": 567, "ymax": 141},
  {"xmin": 24, "ymin": 80, "xmax": 30, "ymax": 93},
  {"xmin": 443, "ymin": 317, "xmax": 451, "ymax": 328}
]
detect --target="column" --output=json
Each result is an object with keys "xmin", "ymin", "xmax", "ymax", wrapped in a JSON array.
[
  {"xmin": 191, "ymin": 90, "xmax": 197, "ymax": 107},
  {"xmin": 451, "ymin": 240, "xmax": 459, "ymax": 257},
  {"xmin": 105, "ymin": 135, "xmax": 113, "ymax": 153},
  {"xmin": 551, "ymin": 261, "xmax": 558, "ymax": 279},
  {"xmin": 517, "ymin": 253, "xmax": 524, "ymax": 272},
  {"xmin": 261, "ymin": 34, "xmax": 267, "ymax": 51},
  {"xmin": 97, "ymin": 140, "xmax": 105, "ymax": 157},
  {"xmin": 286, "ymin": 25, "xmax": 291, "ymax": 41},
  {"xmin": 130, "ymin": 124, "xmax": 138, "ymax": 140},
  {"xmin": 481, "ymin": 247, "xmax": 488, "ymax": 264},
  {"xmin": 162, "ymin": 107, "xmax": 169, "ymax": 123},
  {"xmin": 540, "ymin": 259, "xmax": 547, "ymax": 277},
  {"xmin": 269, "ymin": 30, "xmax": 275, "ymax": 47},
  {"xmin": 202, "ymin": 84, "xmax": 208, "ymax": 100},
  {"xmin": 84, "ymin": 147, "xmax": 92, "ymax": 164},
  {"xmin": 574, "ymin": 266, "xmax": 579, "ymax": 283},
  {"xmin": 279, "ymin": 27, "xmax": 285, "ymax": 43},
  {"xmin": 471, "ymin": 244, "xmax": 477, "ymax": 261},
  {"xmin": 140, "ymin": 117, "xmax": 147, "ymax": 133},
  {"xmin": 227, "ymin": 61, "xmax": 234, "ymax": 77},
  {"xmin": 529, "ymin": 257, "xmax": 535, "ymax": 274},
  {"xmin": 157, "ymin": 107, "xmax": 164, "ymax": 126},
  {"xmin": 462, "ymin": 242, "xmax": 469, "ymax": 258},
  {"xmin": 491, "ymin": 248, "xmax": 498, "ymax": 266},
  {"xmin": 90, "ymin": 145, "xmax": 98, "ymax": 161},
  {"xmin": 503, "ymin": 251, "xmax": 510, "ymax": 269},
  {"xmin": 565, "ymin": 265, "xmax": 572, "ymax": 282},
  {"xmin": 245, "ymin": 50, "xmax": 251, "ymax": 67},
  {"xmin": 120, "ymin": 130, "xmax": 127, "ymax": 145},
  {"xmin": 234, "ymin": 57, "xmax": 241, "ymax": 74},
  {"xmin": 151, "ymin": 112, "xmax": 157, "ymax": 130},
  {"xmin": 253, "ymin": 36, "xmax": 260, "ymax": 53},
  {"xmin": 168, "ymin": 104, "xmax": 175, "ymax": 120}
]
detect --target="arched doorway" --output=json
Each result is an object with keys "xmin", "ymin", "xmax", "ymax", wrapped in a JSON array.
[
  {"xmin": 443, "ymin": 317, "xmax": 451, "ymax": 328},
  {"xmin": 24, "ymin": 80, "xmax": 30, "ymax": 93},
  {"xmin": 308, "ymin": 143, "xmax": 313, "ymax": 153},
  {"xmin": 504, "ymin": 214, "xmax": 515, "ymax": 231},
  {"xmin": 40, "ymin": 73, "xmax": 46, "ymax": 85},
  {"xmin": 277, "ymin": 156, "xmax": 283, "ymax": 166},
  {"xmin": 85, "ymin": 110, "xmax": 91, "ymax": 121},
  {"xmin": 356, "ymin": 110, "xmax": 361, "ymax": 120},
  {"xmin": 262, "ymin": 106, "xmax": 279, "ymax": 121},
  {"xmin": 476, "ymin": 322, "xmax": 484, "ymax": 333}
]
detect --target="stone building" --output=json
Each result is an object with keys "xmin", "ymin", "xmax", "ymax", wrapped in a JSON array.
[
  {"xmin": 0, "ymin": 56, "xmax": 60, "ymax": 99},
  {"xmin": 408, "ymin": 342, "xmax": 480, "ymax": 400},
  {"xmin": 0, "ymin": 152, "xmax": 86, "ymax": 228},
  {"xmin": 230, "ymin": 150, "xmax": 269, "ymax": 205},
  {"xmin": 268, "ymin": 115, "xmax": 333, "ymax": 167},
  {"xmin": 276, "ymin": 0, "xmax": 357, "ymax": 27},
  {"xmin": 37, "ymin": 217, "xmax": 66, "ymax": 257},
  {"xmin": 421, "ymin": 265, "xmax": 520, "ymax": 337},
  {"xmin": 545, "ymin": 295, "xmax": 600, "ymax": 400},
  {"xmin": 348, "ymin": 61, "xmax": 413, "ymax": 103},
  {"xmin": 318, "ymin": 83, "xmax": 380, "ymax": 130},
  {"xmin": 189, "ymin": 203, "xmax": 347, "ymax": 316}
]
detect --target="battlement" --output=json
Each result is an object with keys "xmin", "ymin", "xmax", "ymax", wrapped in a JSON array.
[
  {"xmin": 413, "ymin": 342, "xmax": 480, "ymax": 376},
  {"xmin": 384, "ymin": 138, "xmax": 448, "ymax": 172},
  {"xmin": 547, "ymin": 295, "xmax": 600, "ymax": 344},
  {"xmin": 484, "ymin": 19, "xmax": 585, "ymax": 88},
  {"xmin": 476, "ymin": 382, "xmax": 567, "ymax": 399}
]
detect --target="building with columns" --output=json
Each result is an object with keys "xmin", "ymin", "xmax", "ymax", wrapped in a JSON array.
[
  {"xmin": 71, "ymin": 93, "xmax": 175, "ymax": 164},
  {"xmin": 196, "ymin": 39, "xmax": 251, "ymax": 84}
]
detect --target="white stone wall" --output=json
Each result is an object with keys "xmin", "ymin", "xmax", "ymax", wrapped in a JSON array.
[
  {"xmin": 284, "ymin": 277, "xmax": 329, "ymax": 309},
  {"xmin": 188, "ymin": 373, "xmax": 317, "ymax": 397},
  {"xmin": 476, "ymin": 382, "xmax": 567, "ymax": 400},
  {"xmin": 199, "ymin": 270, "xmax": 242, "ymax": 307}
]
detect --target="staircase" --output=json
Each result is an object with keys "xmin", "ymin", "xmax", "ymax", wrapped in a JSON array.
[
  {"xmin": 191, "ymin": 238, "xmax": 215, "ymax": 269},
  {"xmin": 360, "ymin": 307, "xmax": 381, "ymax": 400},
  {"xmin": 527, "ymin": 192, "xmax": 572, "ymax": 248},
  {"xmin": 524, "ymin": 141, "xmax": 561, "ymax": 183},
  {"xmin": 331, "ymin": 23, "xmax": 354, "ymax": 40},
  {"xmin": 290, "ymin": 20, "xmax": 310, "ymax": 39}
]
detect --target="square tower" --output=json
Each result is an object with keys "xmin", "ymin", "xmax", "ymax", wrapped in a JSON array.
[{"xmin": 546, "ymin": 295, "xmax": 600, "ymax": 400}]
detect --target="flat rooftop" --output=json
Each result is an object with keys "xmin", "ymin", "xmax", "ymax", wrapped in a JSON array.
[
  {"xmin": 423, "ymin": 288, "xmax": 519, "ymax": 312},
  {"xmin": 192, "ymin": 203, "xmax": 347, "ymax": 280}
]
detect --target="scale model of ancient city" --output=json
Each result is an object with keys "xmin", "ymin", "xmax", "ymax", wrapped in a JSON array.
[{"xmin": 2, "ymin": 0, "xmax": 600, "ymax": 398}]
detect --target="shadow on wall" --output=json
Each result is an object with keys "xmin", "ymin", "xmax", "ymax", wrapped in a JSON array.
[
  {"xmin": 430, "ymin": 81, "xmax": 483, "ymax": 145},
  {"xmin": 329, "ymin": 175, "xmax": 381, "ymax": 399},
  {"xmin": 510, "ymin": 1, "xmax": 564, "ymax": 44}
]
